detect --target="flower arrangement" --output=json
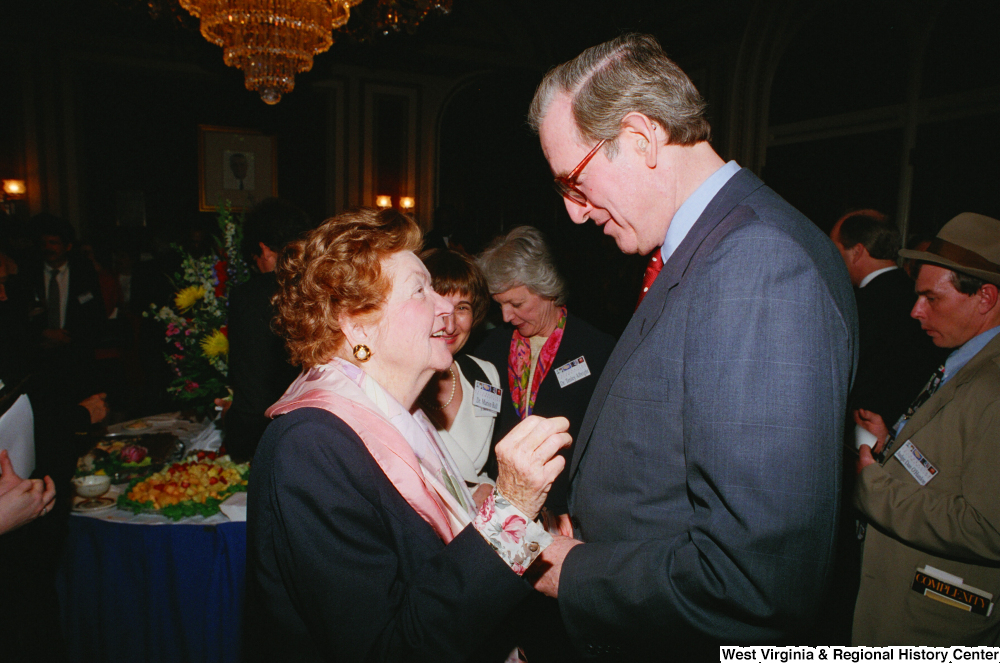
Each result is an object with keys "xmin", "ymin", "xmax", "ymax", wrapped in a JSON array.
[{"xmin": 146, "ymin": 203, "xmax": 251, "ymax": 410}]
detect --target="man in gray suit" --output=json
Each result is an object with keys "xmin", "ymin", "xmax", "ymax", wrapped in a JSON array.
[{"xmin": 526, "ymin": 34, "xmax": 858, "ymax": 658}]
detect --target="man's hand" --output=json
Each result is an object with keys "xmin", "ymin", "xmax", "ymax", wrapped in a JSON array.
[
  {"xmin": 79, "ymin": 393, "xmax": 108, "ymax": 425},
  {"xmin": 41, "ymin": 328, "xmax": 71, "ymax": 346},
  {"xmin": 853, "ymin": 409, "xmax": 891, "ymax": 475},
  {"xmin": 213, "ymin": 397, "xmax": 232, "ymax": 419},
  {"xmin": 527, "ymin": 535, "xmax": 582, "ymax": 598},
  {"xmin": 853, "ymin": 409, "xmax": 890, "ymax": 452},
  {"xmin": 856, "ymin": 443, "xmax": 877, "ymax": 475}
]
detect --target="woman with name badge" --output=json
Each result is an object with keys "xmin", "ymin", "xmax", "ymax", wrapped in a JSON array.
[
  {"xmin": 475, "ymin": 226, "xmax": 615, "ymax": 525},
  {"xmin": 244, "ymin": 209, "xmax": 573, "ymax": 662},
  {"xmin": 417, "ymin": 248, "xmax": 502, "ymax": 507}
]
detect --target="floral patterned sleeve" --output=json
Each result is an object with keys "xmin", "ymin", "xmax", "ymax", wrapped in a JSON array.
[{"xmin": 472, "ymin": 487, "xmax": 552, "ymax": 575}]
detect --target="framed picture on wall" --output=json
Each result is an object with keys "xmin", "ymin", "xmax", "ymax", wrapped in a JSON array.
[{"xmin": 197, "ymin": 125, "xmax": 277, "ymax": 212}]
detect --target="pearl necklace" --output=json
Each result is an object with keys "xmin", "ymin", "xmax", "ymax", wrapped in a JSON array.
[{"xmin": 432, "ymin": 365, "xmax": 457, "ymax": 410}]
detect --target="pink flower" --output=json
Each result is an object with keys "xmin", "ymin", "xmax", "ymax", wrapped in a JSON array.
[
  {"xmin": 500, "ymin": 515, "xmax": 527, "ymax": 545},
  {"xmin": 185, "ymin": 329, "xmax": 194, "ymax": 336},
  {"xmin": 174, "ymin": 341, "xmax": 183, "ymax": 350},
  {"xmin": 166, "ymin": 323, "xmax": 179, "ymax": 337},
  {"xmin": 184, "ymin": 380, "xmax": 199, "ymax": 393}
]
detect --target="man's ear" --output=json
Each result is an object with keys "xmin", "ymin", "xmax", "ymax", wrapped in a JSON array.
[
  {"xmin": 849, "ymin": 243, "xmax": 867, "ymax": 265},
  {"xmin": 621, "ymin": 112, "xmax": 659, "ymax": 168},
  {"xmin": 977, "ymin": 283, "xmax": 999, "ymax": 314}
]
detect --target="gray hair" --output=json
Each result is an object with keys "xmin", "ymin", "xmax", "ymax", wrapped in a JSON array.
[
  {"xmin": 528, "ymin": 33, "xmax": 710, "ymax": 157},
  {"xmin": 477, "ymin": 226, "xmax": 567, "ymax": 305}
]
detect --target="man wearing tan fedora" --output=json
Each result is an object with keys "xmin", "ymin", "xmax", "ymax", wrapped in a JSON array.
[{"xmin": 851, "ymin": 212, "xmax": 1000, "ymax": 645}]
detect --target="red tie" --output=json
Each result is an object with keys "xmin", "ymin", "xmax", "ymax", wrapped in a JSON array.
[{"xmin": 636, "ymin": 249, "xmax": 664, "ymax": 309}]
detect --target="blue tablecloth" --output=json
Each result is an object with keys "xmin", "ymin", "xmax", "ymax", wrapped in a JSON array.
[{"xmin": 57, "ymin": 516, "xmax": 246, "ymax": 663}]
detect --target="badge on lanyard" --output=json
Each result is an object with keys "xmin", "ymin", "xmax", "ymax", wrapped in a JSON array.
[
  {"xmin": 472, "ymin": 380, "xmax": 502, "ymax": 416},
  {"xmin": 896, "ymin": 440, "xmax": 938, "ymax": 486},
  {"xmin": 555, "ymin": 356, "xmax": 591, "ymax": 388}
]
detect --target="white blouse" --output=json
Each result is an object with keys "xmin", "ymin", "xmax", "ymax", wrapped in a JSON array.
[{"xmin": 435, "ymin": 356, "xmax": 501, "ymax": 485}]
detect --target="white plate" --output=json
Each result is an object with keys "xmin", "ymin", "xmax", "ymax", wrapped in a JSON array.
[
  {"xmin": 72, "ymin": 496, "xmax": 117, "ymax": 513},
  {"xmin": 106, "ymin": 415, "xmax": 182, "ymax": 437}
]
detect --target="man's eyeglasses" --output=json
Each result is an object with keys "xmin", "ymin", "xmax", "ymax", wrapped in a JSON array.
[{"xmin": 553, "ymin": 139, "xmax": 606, "ymax": 206}]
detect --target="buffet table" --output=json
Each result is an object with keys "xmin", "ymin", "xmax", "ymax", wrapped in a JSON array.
[
  {"xmin": 56, "ymin": 414, "xmax": 247, "ymax": 663},
  {"xmin": 57, "ymin": 517, "xmax": 246, "ymax": 663}
]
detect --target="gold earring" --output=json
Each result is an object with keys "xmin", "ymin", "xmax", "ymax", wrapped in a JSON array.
[{"xmin": 352, "ymin": 344, "xmax": 372, "ymax": 362}]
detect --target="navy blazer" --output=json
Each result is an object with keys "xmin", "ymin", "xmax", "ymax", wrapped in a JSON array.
[
  {"xmin": 245, "ymin": 408, "xmax": 533, "ymax": 663},
  {"xmin": 561, "ymin": 169, "xmax": 858, "ymax": 657}
]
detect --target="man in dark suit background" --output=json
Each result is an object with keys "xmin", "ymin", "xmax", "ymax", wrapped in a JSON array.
[
  {"xmin": 224, "ymin": 198, "xmax": 312, "ymax": 462},
  {"xmin": 30, "ymin": 214, "xmax": 105, "ymax": 404},
  {"xmin": 831, "ymin": 210, "xmax": 948, "ymax": 427},
  {"xmin": 525, "ymin": 34, "xmax": 858, "ymax": 658},
  {"xmin": 824, "ymin": 210, "xmax": 947, "ymax": 642}
]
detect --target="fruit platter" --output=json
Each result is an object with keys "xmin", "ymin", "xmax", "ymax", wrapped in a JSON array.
[
  {"xmin": 116, "ymin": 451, "xmax": 249, "ymax": 521},
  {"xmin": 76, "ymin": 434, "xmax": 183, "ymax": 482}
]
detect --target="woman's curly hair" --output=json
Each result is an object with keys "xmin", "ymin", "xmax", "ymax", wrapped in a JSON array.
[{"xmin": 272, "ymin": 208, "xmax": 422, "ymax": 368}]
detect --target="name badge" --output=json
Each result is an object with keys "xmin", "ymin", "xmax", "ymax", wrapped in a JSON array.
[
  {"xmin": 472, "ymin": 380, "xmax": 502, "ymax": 415},
  {"xmin": 78, "ymin": 291, "xmax": 94, "ymax": 305},
  {"xmin": 555, "ymin": 356, "xmax": 591, "ymax": 388},
  {"xmin": 896, "ymin": 440, "xmax": 938, "ymax": 486}
]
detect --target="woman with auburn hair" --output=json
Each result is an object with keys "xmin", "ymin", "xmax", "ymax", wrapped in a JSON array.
[{"xmin": 244, "ymin": 208, "xmax": 571, "ymax": 663}]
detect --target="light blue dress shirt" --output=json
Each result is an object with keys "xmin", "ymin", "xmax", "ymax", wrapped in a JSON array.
[
  {"xmin": 942, "ymin": 325, "xmax": 1000, "ymax": 386},
  {"xmin": 895, "ymin": 325, "xmax": 1000, "ymax": 437},
  {"xmin": 659, "ymin": 160, "xmax": 741, "ymax": 263}
]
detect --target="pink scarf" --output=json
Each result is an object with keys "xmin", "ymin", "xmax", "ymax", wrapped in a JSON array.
[
  {"xmin": 508, "ymin": 306, "xmax": 567, "ymax": 419},
  {"xmin": 266, "ymin": 359, "xmax": 474, "ymax": 543}
]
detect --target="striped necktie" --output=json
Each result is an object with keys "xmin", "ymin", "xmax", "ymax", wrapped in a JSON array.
[{"xmin": 877, "ymin": 363, "xmax": 946, "ymax": 461}]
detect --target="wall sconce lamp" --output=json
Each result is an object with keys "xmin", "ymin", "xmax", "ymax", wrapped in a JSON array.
[
  {"xmin": 2, "ymin": 180, "xmax": 26, "ymax": 198},
  {"xmin": 1, "ymin": 179, "xmax": 26, "ymax": 216},
  {"xmin": 375, "ymin": 195, "xmax": 416, "ymax": 213}
]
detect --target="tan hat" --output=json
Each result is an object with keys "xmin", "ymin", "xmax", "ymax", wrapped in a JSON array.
[{"xmin": 899, "ymin": 213, "xmax": 1000, "ymax": 285}]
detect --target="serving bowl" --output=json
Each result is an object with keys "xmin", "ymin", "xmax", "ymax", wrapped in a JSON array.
[{"xmin": 73, "ymin": 474, "xmax": 112, "ymax": 499}]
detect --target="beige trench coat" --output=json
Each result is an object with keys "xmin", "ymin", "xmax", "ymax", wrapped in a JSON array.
[{"xmin": 853, "ymin": 332, "xmax": 1000, "ymax": 645}]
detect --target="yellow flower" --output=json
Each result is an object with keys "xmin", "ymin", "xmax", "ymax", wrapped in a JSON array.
[
  {"xmin": 174, "ymin": 286, "xmax": 206, "ymax": 312},
  {"xmin": 200, "ymin": 329, "xmax": 229, "ymax": 357}
]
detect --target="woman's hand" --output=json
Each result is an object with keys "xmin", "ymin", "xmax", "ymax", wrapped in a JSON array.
[
  {"xmin": 0, "ymin": 450, "xmax": 56, "ymax": 536},
  {"xmin": 494, "ymin": 416, "xmax": 571, "ymax": 520}
]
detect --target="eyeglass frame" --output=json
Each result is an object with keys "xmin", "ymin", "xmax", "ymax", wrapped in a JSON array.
[{"xmin": 553, "ymin": 139, "xmax": 607, "ymax": 206}]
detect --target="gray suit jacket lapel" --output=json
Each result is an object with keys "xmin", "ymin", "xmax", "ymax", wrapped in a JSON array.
[{"xmin": 569, "ymin": 168, "xmax": 766, "ymax": 479}]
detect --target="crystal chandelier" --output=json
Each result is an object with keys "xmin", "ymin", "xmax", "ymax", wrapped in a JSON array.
[{"xmin": 177, "ymin": 0, "xmax": 364, "ymax": 105}]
